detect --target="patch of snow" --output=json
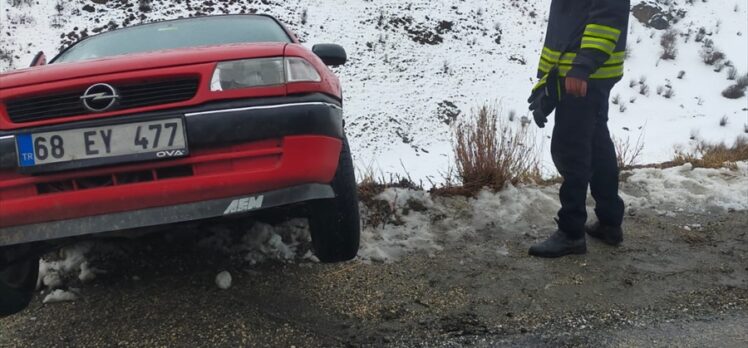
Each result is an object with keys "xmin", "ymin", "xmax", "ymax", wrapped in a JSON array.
[
  {"xmin": 469, "ymin": 185, "xmax": 561, "ymax": 232},
  {"xmin": 37, "ymin": 242, "xmax": 96, "ymax": 291},
  {"xmin": 78, "ymin": 261, "xmax": 105, "ymax": 283},
  {"xmin": 359, "ymin": 161, "xmax": 748, "ymax": 262},
  {"xmin": 620, "ymin": 162, "xmax": 748, "ymax": 212},
  {"xmin": 496, "ymin": 244, "xmax": 509, "ymax": 256},
  {"xmin": 301, "ymin": 250, "xmax": 320, "ymax": 263},
  {"xmin": 358, "ymin": 188, "xmax": 442, "ymax": 262},
  {"xmin": 215, "ymin": 271, "xmax": 232, "ymax": 290},
  {"xmin": 197, "ymin": 218, "xmax": 312, "ymax": 265},
  {"xmin": 42, "ymin": 289, "xmax": 78, "ymax": 304}
]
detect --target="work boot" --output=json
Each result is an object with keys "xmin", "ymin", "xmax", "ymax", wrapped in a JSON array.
[
  {"xmin": 585, "ymin": 221, "xmax": 623, "ymax": 246},
  {"xmin": 528, "ymin": 230, "xmax": 587, "ymax": 258}
]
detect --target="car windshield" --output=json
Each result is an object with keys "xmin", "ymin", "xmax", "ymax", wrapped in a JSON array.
[{"xmin": 53, "ymin": 15, "xmax": 291, "ymax": 63}]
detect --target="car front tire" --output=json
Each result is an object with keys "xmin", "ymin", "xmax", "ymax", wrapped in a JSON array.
[
  {"xmin": 1, "ymin": 246, "xmax": 39, "ymax": 317},
  {"xmin": 308, "ymin": 137, "xmax": 361, "ymax": 263}
]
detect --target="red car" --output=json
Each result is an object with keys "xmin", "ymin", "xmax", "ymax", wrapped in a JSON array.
[{"xmin": 0, "ymin": 14, "xmax": 360, "ymax": 316}]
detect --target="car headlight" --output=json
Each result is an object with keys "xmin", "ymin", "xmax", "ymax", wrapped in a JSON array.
[
  {"xmin": 210, "ymin": 57, "xmax": 321, "ymax": 92},
  {"xmin": 285, "ymin": 57, "xmax": 321, "ymax": 83}
]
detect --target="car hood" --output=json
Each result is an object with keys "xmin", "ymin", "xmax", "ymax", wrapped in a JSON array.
[{"xmin": 0, "ymin": 42, "xmax": 287, "ymax": 90}]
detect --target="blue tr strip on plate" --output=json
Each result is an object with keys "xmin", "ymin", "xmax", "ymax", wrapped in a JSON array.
[{"xmin": 16, "ymin": 134, "xmax": 35, "ymax": 167}]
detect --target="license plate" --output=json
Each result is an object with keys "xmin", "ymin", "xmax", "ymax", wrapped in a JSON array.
[{"xmin": 16, "ymin": 118, "xmax": 188, "ymax": 168}]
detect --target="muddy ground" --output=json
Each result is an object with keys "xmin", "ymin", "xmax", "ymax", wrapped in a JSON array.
[{"xmin": 1, "ymin": 210, "xmax": 746, "ymax": 347}]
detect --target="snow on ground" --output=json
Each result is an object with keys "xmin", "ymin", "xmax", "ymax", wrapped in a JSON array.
[
  {"xmin": 1, "ymin": 0, "xmax": 746, "ymax": 183},
  {"xmin": 621, "ymin": 161, "xmax": 748, "ymax": 213},
  {"xmin": 196, "ymin": 218, "xmax": 318, "ymax": 265},
  {"xmin": 37, "ymin": 242, "xmax": 101, "ymax": 290},
  {"xmin": 35, "ymin": 161, "xmax": 748, "ymax": 296},
  {"xmin": 360, "ymin": 161, "xmax": 748, "ymax": 261},
  {"xmin": 215, "ymin": 271, "xmax": 232, "ymax": 290},
  {"xmin": 42, "ymin": 289, "xmax": 78, "ymax": 304}
]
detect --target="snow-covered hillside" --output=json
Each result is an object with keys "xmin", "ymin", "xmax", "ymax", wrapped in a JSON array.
[{"xmin": 1, "ymin": 0, "xmax": 746, "ymax": 182}]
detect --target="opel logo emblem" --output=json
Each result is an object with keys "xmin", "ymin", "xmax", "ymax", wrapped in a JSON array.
[{"xmin": 80, "ymin": 83, "xmax": 119, "ymax": 112}]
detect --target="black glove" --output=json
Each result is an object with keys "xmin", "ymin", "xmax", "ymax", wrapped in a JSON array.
[{"xmin": 527, "ymin": 67, "xmax": 561, "ymax": 128}]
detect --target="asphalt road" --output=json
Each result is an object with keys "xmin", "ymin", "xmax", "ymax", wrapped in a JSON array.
[{"xmin": 1, "ymin": 210, "xmax": 746, "ymax": 347}]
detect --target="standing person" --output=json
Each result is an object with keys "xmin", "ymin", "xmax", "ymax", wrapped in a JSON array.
[{"xmin": 527, "ymin": 0, "xmax": 630, "ymax": 258}]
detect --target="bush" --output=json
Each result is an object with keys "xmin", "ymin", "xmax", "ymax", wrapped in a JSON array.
[
  {"xmin": 719, "ymin": 115, "xmax": 728, "ymax": 127},
  {"xmin": 613, "ymin": 133, "xmax": 645, "ymax": 170},
  {"xmin": 722, "ymin": 84, "xmax": 745, "ymax": 99},
  {"xmin": 738, "ymin": 74, "xmax": 748, "ymax": 88},
  {"xmin": 639, "ymin": 83, "xmax": 650, "ymax": 96},
  {"xmin": 0, "ymin": 48, "xmax": 13, "ymax": 67},
  {"xmin": 663, "ymin": 87, "xmax": 675, "ymax": 98},
  {"xmin": 10, "ymin": 0, "xmax": 33, "ymax": 7},
  {"xmin": 671, "ymin": 136, "xmax": 748, "ymax": 169},
  {"xmin": 357, "ymin": 165, "xmax": 421, "ymax": 207},
  {"xmin": 727, "ymin": 67, "xmax": 738, "ymax": 80},
  {"xmin": 356, "ymin": 165, "xmax": 423, "ymax": 227},
  {"xmin": 700, "ymin": 39, "xmax": 725, "ymax": 65},
  {"xmin": 660, "ymin": 29, "xmax": 678, "ymax": 60},
  {"xmin": 451, "ymin": 106, "xmax": 540, "ymax": 195},
  {"xmin": 695, "ymin": 27, "xmax": 707, "ymax": 43},
  {"xmin": 690, "ymin": 129, "xmax": 699, "ymax": 141},
  {"xmin": 50, "ymin": 15, "xmax": 65, "ymax": 29},
  {"xmin": 442, "ymin": 60, "xmax": 451, "ymax": 75},
  {"xmin": 722, "ymin": 73, "xmax": 748, "ymax": 99},
  {"xmin": 138, "ymin": 0, "xmax": 152, "ymax": 12}
]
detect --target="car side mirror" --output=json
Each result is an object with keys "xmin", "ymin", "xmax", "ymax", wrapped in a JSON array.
[
  {"xmin": 312, "ymin": 44, "xmax": 347, "ymax": 67},
  {"xmin": 30, "ymin": 51, "xmax": 46, "ymax": 67}
]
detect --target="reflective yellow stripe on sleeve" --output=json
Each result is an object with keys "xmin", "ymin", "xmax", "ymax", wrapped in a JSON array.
[
  {"xmin": 542, "ymin": 47, "xmax": 562, "ymax": 61},
  {"xmin": 606, "ymin": 51, "xmax": 626, "ymax": 64},
  {"xmin": 581, "ymin": 36, "xmax": 617, "ymax": 55},
  {"xmin": 538, "ymin": 49, "xmax": 626, "ymax": 78},
  {"xmin": 541, "ymin": 51, "xmax": 625, "ymax": 66},
  {"xmin": 584, "ymin": 24, "xmax": 622, "ymax": 43}
]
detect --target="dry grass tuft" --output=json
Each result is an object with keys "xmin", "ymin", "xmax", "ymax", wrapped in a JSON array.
[
  {"xmin": 356, "ymin": 165, "xmax": 423, "ymax": 228},
  {"xmin": 438, "ymin": 105, "xmax": 541, "ymax": 196},
  {"xmin": 614, "ymin": 133, "xmax": 646, "ymax": 170},
  {"xmin": 670, "ymin": 136, "xmax": 748, "ymax": 169},
  {"xmin": 357, "ymin": 165, "xmax": 421, "ymax": 205},
  {"xmin": 722, "ymin": 73, "xmax": 748, "ymax": 99},
  {"xmin": 660, "ymin": 29, "xmax": 678, "ymax": 60}
]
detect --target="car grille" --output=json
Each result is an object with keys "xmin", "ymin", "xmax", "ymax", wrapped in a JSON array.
[
  {"xmin": 36, "ymin": 165, "xmax": 194, "ymax": 195},
  {"xmin": 5, "ymin": 77, "xmax": 200, "ymax": 123}
]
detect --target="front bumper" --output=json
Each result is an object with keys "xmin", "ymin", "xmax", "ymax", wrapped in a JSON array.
[
  {"xmin": 0, "ymin": 94, "xmax": 344, "ymax": 245},
  {"xmin": 0, "ymin": 183, "xmax": 334, "ymax": 247}
]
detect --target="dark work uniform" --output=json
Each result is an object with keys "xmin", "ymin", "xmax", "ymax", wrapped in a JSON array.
[{"xmin": 535, "ymin": 0, "xmax": 629, "ymax": 238}]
